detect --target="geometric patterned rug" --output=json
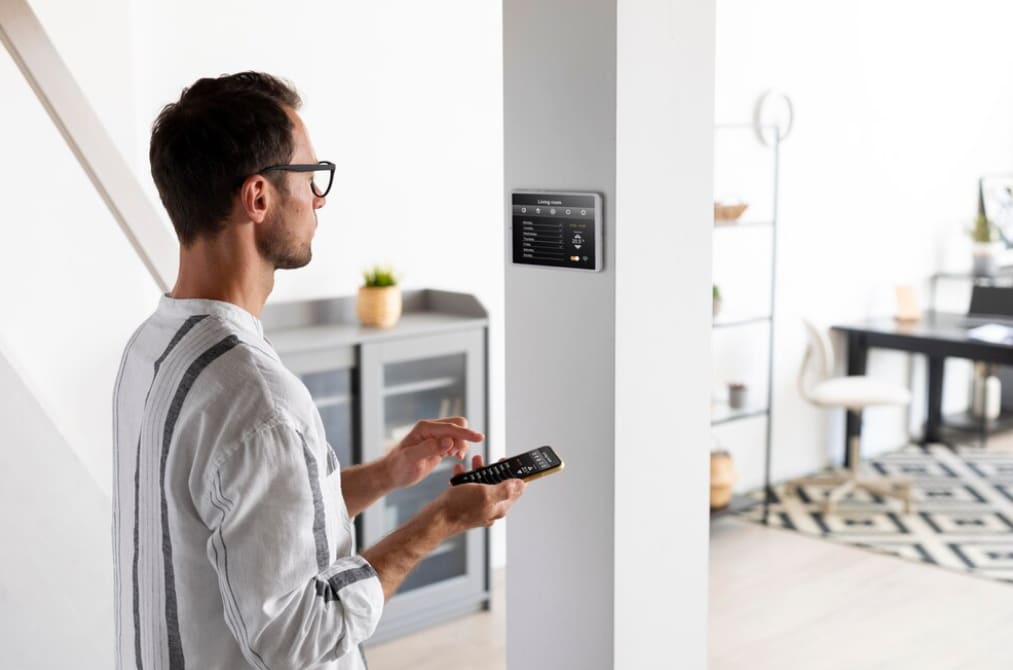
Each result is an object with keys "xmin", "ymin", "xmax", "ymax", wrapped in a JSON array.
[{"xmin": 739, "ymin": 444, "xmax": 1013, "ymax": 586}]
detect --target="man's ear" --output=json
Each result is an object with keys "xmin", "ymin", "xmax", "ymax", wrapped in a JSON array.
[{"xmin": 238, "ymin": 174, "xmax": 274, "ymax": 224}]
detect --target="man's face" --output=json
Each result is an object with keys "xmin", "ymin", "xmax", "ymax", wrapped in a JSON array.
[{"xmin": 255, "ymin": 109, "xmax": 326, "ymax": 270}]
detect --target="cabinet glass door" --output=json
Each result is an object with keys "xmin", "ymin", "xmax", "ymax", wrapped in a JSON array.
[
  {"xmin": 360, "ymin": 330, "xmax": 485, "ymax": 602},
  {"xmin": 278, "ymin": 348, "xmax": 358, "ymax": 469},
  {"xmin": 382, "ymin": 353, "xmax": 468, "ymax": 593},
  {"xmin": 302, "ymin": 367, "xmax": 355, "ymax": 468}
]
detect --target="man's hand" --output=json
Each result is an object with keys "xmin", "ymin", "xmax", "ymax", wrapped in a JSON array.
[
  {"xmin": 437, "ymin": 454, "xmax": 525, "ymax": 533},
  {"xmin": 362, "ymin": 452, "xmax": 525, "ymax": 601},
  {"xmin": 382, "ymin": 417, "xmax": 484, "ymax": 490}
]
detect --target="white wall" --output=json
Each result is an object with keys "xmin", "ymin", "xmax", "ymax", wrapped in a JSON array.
[
  {"xmin": 714, "ymin": 0, "xmax": 1013, "ymax": 490},
  {"xmin": 0, "ymin": 3, "xmax": 162, "ymax": 665},
  {"xmin": 0, "ymin": 342, "xmax": 114, "ymax": 668},
  {"xmin": 2, "ymin": 0, "xmax": 160, "ymax": 497},
  {"xmin": 28, "ymin": 0, "xmax": 137, "ymax": 166}
]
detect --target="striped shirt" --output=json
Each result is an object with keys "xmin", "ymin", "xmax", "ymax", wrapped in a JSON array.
[{"xmin": 112, "ymin": 295, "xmax": 383, "ymax": 670}]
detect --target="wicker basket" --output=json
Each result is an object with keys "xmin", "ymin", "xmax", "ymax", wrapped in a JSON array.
[
  {"xmin": 357, "ymin": 285, "xmax": 402, "ymax": 328},
  {"xmin": 713, "ymin": 202, "xmax": 749, "ymax": 222}
]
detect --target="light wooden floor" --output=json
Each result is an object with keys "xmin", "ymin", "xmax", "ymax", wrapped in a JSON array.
[
  {"xmin": 365, "ymin": 569, "xmax": 506, "ymax": 670},
  {"xmin": 367, "ymin": 519, "xmax": 1013, "ymax": 669}
]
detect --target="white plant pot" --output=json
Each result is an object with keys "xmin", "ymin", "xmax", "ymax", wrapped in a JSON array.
[{"xmin": 972, "ymin": 242, "xmax": 1004, "ymax": 277}]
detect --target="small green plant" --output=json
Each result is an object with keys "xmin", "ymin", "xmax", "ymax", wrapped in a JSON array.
[
  {"xmin": 973, "ymin": 181, "xmax": 996, "ymax": 243},
  {"xmin": 362, "ymin": 265, "xmax": 398, "ymax": 287},
  {"xmin": 713, "ymin": 284, "xmax": 722, "ymax": 301},
  {"xmin": 973, "ymin": 212, "xmax": 995, "ymax": 243}
]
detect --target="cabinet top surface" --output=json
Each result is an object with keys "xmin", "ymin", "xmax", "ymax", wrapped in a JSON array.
[{"xmin": 262, "ymin": 289, "xmax": 488, "ymax": 353}]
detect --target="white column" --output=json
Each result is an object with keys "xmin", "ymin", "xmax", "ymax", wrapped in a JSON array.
[{"xmin": 504, "ymin": 0, "xmax": 713, "ymax": 667}]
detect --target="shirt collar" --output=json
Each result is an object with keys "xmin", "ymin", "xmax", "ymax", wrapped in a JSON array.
[{"xmin": 158, "ymin": 294, "xmax": 265, "ymax": 339}]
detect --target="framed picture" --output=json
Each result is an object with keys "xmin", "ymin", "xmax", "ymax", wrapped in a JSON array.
[{"xmin": 981, "ymin": 176, "xmax": 1013, "ymax": 246}]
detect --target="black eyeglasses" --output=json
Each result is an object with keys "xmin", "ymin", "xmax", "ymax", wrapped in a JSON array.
[{"xmin": 259, "ymin": 160, "xmax": 335, "ymax": 197}]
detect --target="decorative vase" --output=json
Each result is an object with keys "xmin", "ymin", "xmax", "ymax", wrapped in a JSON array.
[
  {"xmin": 710, "ymin": 450, "xmax": 735, "ymax": 510},
  {"xmin": 972, "ymin": 242, "xmax": 1003, "ymax": 277},
  {"xmin": 357, "ymin": 285, "xmax": 402, "ymax": 328},
  {"xmin": 970, "ymin": 362, "xmax": 1002, "ymax": 420},
  {"xmin": 727, "ymin": 382, "xmax": 748, "ymax": 410}
]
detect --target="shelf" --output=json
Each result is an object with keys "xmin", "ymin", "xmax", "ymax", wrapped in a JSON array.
[
  {"xmin": 313, "ymin": 394, "xmax": 351, "ymax": 408},
  {"xmin": 932, "ymin": 268, "xmax": 1013, "ymax": 280},
  {"xmin": 713, "ymin": 316, "xmax": 771, "ymax": 329},
  {"xmin": 713, "ymin": 220, "xmax": 774, "ymax": 229},
  {"xmin": 710, "ymin": 494, "xmax": 760, "ymax": 519},
  {"xmin": 428, "ymin": 539, "xmax": 459, "ymax": 558},
  {"xmin": 711, "ymin": 405, "xmax": 769, "ymax": 426},
  {"xmin": 384, "ymin": 377, "xmax": 459, "ymax": 398},
  {"xmin": 710, "ymin": 124, "xmax": 778, "ymax": 528}
]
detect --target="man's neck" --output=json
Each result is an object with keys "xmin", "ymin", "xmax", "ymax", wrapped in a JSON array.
[{"xmin": 169, "ymin": 233, "xmax": 274, "ymax": 318}]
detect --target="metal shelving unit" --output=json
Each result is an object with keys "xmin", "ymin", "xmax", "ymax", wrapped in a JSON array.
[{"xmin": 710, "ymin": 124, "xmax": 780, "ymax": 524}]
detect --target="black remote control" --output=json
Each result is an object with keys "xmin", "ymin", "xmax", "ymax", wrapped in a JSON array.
[{"xmin": 450, "ymin": 446, "xmax": 564, "ymax": 486}]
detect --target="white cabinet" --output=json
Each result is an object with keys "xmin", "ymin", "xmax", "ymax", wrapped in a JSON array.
[{"xmin": 262, "ymin": 290, "xmax": 490, "ymax": 643}]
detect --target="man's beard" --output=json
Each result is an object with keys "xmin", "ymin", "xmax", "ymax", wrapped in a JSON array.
[{"xmin": 256, "ymin": 207, "xmax": 313, "ymax": 270}]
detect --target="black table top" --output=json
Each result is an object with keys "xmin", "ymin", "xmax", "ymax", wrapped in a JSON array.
[
  {"xmin": 832, "ymin": 311, "xmax": 1013, "ymax": 360},
  {"xmin": 832, "ymin": 311, "xmax": 1012, "ymax": 341}
]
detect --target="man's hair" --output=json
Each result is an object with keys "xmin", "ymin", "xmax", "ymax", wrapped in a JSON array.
[{"xmin": 149, "ymin": 71, "xmax": 302, "ymax": 245}]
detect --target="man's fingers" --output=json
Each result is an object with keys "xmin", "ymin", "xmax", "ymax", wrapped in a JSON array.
[
  {"xmin": 432, "ymin": 416, "xmax": 468, "ymax": 428},
  {"xmin": 421, "ymin": 420, "xmax": 484, "ymax": 443},
  {"xmin": 412, "ymin": 437, "xmax": 445, "ymax": 458},
  {"xmin": 471, "ymin": 454, "xmax": 484, "ymax": 470},
  {"xmin": 498, "ymin": 478, "xmax": 526, "ymax": 501}
]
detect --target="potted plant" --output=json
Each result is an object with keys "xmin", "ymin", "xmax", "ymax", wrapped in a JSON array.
[
  {"xmin": 973, "ymin": 185, "xmax": 1003, "ymax": 277},
  {"xmin": 712, "ymin": 284, "xmax": 722, "ymax": 319},
  {"xmin": 357, "ymin": 265, "xmax": 402, "ymax": 328}
]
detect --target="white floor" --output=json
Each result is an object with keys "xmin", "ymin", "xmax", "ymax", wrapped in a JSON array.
[{"xmin": 367, "ymin": 517, "xmax": 1013, "ymax": 669}]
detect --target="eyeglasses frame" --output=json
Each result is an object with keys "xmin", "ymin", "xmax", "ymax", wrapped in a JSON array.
[{"xmin": 258, "ymin": 160, "xmax": 336, "ymax": 197}]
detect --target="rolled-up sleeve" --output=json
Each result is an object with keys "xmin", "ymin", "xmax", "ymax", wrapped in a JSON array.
[{"xmin": 199, "ymin": 419, "xmax": 383, "ymax": 670}]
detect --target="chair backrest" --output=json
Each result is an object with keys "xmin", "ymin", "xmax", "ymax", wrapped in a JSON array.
[
  {"xmin": 798, "ymin": 319, "xmax": 835, "ymax": 402},
  {"xmin": 968, "ymin": 285, "xmax": 1013, "ymax": 319}
]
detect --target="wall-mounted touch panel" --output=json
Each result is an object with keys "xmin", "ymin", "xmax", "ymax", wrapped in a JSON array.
[{"xmin": 511, "ymin": 191, "xmax": 603, "ymax": 271}]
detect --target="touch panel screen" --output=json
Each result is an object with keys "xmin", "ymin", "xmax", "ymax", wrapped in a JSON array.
[{"xmin": 511, "ymin": 191, "xmax": 603, "ymax": 271}]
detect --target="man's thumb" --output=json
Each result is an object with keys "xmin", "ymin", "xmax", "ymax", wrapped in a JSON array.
[{"xmin": 501, "ymin": 478, "xmax": 526, "ymax": 499}]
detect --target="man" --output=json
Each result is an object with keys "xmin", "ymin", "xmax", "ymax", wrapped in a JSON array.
[{"xmin": 112, "ymin": 71, "xmax": 524, "ymax": 670}]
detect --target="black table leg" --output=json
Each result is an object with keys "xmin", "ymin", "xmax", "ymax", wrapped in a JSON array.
[
  {"xmin": 844, "ymin": 333, "xmax": 868, "ymax": 468},
  {"xmin": 925, "ymin": 355, "xmax": 945, "ymax": 445}
]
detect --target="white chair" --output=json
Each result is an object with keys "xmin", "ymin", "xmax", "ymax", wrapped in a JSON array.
[{"xmin": 785, "ymin": 320, "xmax": 914, "ymax": 514}]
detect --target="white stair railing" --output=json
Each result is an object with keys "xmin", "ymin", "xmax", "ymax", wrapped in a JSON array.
[{"xmin": 0, "ymin": 0, "xmax": 175, "ymax": 291}]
